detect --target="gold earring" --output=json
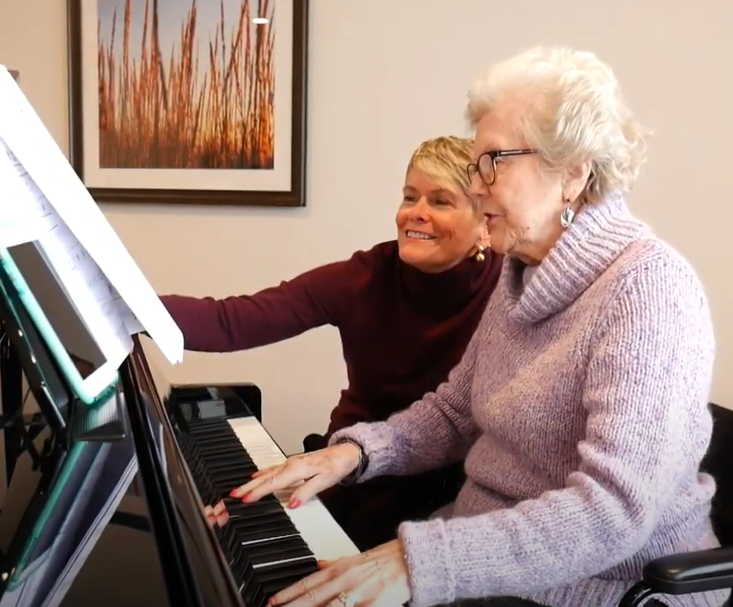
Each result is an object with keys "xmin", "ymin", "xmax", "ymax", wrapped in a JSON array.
[{"xmin": 475, "ymin": 244, "xmax": 485, "ymax": 262}]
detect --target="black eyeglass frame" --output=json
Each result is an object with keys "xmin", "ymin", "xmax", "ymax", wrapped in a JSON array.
[{"xmin": 466, "ymin": 148, "xmax": 537, "ymax": 186}]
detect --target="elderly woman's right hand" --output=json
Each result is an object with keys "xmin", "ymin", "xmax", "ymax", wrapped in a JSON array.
[{"xmin": 229, "ymin": 442, "xmax": 362, "ymax": 508}]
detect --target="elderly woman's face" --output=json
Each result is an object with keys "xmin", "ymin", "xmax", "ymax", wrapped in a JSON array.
[
  {"xmin": 467, "ymin": 101, "xmax": 566, "ymax": 265},
  {"xmin": 395, "ymin": 168, "xmax": 486, "ymax": 273}
]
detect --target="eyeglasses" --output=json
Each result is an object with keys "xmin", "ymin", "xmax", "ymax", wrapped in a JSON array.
[{"xmin": 466, "ymin": 148, "xmax": 537, "ymax": 186}]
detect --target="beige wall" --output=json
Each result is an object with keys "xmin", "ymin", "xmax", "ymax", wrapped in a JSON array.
[{"xmin": 1, "ymin": 0, "xmax": 732, "ymax": 455}]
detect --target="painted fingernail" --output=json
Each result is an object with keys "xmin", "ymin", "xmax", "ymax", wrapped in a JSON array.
[
  {"xmin": 288, "ymin": 498, "xmax": 300, "ymax": 509},
  {"xmin": 229, "ymin": 489, "xmax": 239, "ymax": 497}
]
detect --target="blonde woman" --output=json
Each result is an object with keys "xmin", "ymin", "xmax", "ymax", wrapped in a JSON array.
[{"xmin": 161, "ymin": 136, "xmax": 502, "ymax": 551}]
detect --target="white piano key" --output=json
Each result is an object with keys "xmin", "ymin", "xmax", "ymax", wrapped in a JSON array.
[{"xmin": 227, "ymin": 417, "xmax": 360, "ymax": 562}]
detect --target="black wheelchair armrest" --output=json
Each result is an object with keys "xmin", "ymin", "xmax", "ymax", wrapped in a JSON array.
[{"xmin": 642, "ymin": 546, "xmax": 733, "ymax": 594}]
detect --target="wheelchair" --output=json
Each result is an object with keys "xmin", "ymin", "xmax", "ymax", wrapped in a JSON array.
[{"xmin": 619, "ymin": 402, "xmax": 733, "ymax": 606}]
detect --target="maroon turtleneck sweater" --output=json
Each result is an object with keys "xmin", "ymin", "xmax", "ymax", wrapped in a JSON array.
[{"xmin": 160, "ymin": 241, "xmax": 503, "ymax": 436}]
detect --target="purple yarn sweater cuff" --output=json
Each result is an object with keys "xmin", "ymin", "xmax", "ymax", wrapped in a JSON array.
[
  {"xmin": 398, "ymin": 518, "xmax": 455, "ymax": 607},
  {"xmin": 328, "ymin": 421, "xmax": 404, "ymax": 482}
]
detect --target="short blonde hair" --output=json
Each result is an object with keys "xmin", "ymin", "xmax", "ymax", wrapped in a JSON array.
[
  {"xmin": 406, "ymin": 135, "xmax": 474, "ymax": 194},
  {"xmin": 466, "ymin": 46, "xmax": 649, "ymax": 204}
]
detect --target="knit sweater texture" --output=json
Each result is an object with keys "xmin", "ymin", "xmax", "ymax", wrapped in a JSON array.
[{"xmin": 330, "ymin": 194, "xmax": 728, "ymax": 607}]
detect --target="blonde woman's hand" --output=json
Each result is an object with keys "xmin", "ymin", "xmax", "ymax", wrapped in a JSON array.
[{"xmin": 229, "ymin": 442, "xmax": 362, "ymax": 508}]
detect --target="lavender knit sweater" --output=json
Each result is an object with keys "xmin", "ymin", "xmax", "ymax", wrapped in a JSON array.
[{"xmin": 330, "ymin": 195, "xmax": 728, "ymax": 607}]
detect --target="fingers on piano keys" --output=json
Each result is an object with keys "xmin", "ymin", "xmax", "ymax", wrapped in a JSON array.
[{"xmin": 177, "ymin": 418, "xmax": 320, "ymax": 607}]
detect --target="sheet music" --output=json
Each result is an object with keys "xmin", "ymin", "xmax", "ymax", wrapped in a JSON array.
[
  {"xmin": 0, "ymin": 144, "xmax": 55, "ymax": 247},
  {"xmin": 0, "ymin": 65, "xmax": 183, "ymax": 366},
  {"xmin": 0, "ymin": 140, "xmax": 132, "ymax": 368}
]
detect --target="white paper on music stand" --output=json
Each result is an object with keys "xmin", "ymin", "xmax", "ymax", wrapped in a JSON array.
[
  {"xmin": 0, "ymin": 141, "xmax": 130, "ymax": 395},
  {"xmin": 0, "ymin": 64, "xmax": 183, "ymax": 367}
]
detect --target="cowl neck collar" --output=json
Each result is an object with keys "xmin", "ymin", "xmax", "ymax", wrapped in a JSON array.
[{"xmin": 502, "ymin": 193, "xmax": 649, "ymax": 324}]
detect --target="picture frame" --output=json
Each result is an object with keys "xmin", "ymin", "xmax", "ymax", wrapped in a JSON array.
[{"xmin": 67, "ymin": 0, "xmax": 309, "ymax": 207}]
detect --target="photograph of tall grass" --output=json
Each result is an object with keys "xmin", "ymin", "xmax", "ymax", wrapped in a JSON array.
[{"xmin": 97, "ymin": 0, "xmax": 275, "ymax": 170}]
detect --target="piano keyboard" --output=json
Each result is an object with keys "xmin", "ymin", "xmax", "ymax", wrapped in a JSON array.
[
  {"xmin": 176, "ymin": 416, "xmax": 359, "ymax": 607},
  {"xmin": 227, "ymin": 417, "xmax": 360, "ymax": 562}
]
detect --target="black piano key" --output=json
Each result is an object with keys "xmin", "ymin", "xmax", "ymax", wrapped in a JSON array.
[
  {"xmin": 189, "ymin": 433, "xmax": 243, "ymax": 445},
  {"xmin": 196, "ymin": 444, "xmax": 252, "ymax": 458},
  {"xmin": 224, "ymin": 499, "xmax": 283, "ymax": 516},
  {"xmin": 231, "ymin": 516, "xmax": 298, "ymax": 535},
  {"xmin": 195, "ymin": 447, "xmax": 243, "ymax": 460},
  {"xmin": 186, "ymin": 418, "xmax": 234, "ymax": 430},
  {"xmin": 252, "ymin": 551, "xmax": 314, "ymax": 570},
  {"xmin": 245, "ymin": 536, "xmax": 311, "ymax": 559},
  {"xmin": 197, "ymin": 450, "xmax": 250, "ymax": 464},
  {"xmin": 219, "ymin": 494, "xmax": 280, "ymax": 508},
  {"xmin": 188, "ymin": 433, "xmax": 240, "ymax": 444},
  {"xmin": 227, "ymin": 538, "xmax": 251, "ymax": 581},
  {"xmin": 232, "ymin": 538, "xmax": 315, "ymax": 572},
  {"xmin": 190, "ymin": 434, "xmax": 243, "ymax": 447},
  {"xmin": 208, "ymin": 468, "xmax": 251, "ymax": 480},
  {"xmin": 238, "ymin": 527, "xmax": 300, "ymax": 546},
  {"xmin": 234, "ymin": 521, "xmax": 300, "ymax": 544},
  {"xmin": 230, "ymin": 503, "xmax": 292, "ymax": 520},
  {"xmin": 258, "ymin": 559, "xmax": 320, "ymax": 583},
  {"xmin": 251, "ymin": 561, "xmax": 319, "ymax": 607},
  {"xmin": 174, "ymin": 413, "xmax": 325, "ymax": 607},
  {"xmin": 253, "ymin": 556, "xmax": 319, "ymax": 578},
  {"xmin": 186, "ymin": 416, "xmax": 229, "ymax": 425},
  {"xmin": 241, "ymin": 569, "xmax": 266, "ymax": 607},
  {"xmin": 218, "ymin": 480, "xmax": 255, "ymax": 494},
  {"xmin": 230, "ymin": 515, "xmax": 296, "ymax": 534},
  {"xmin": 239, "ymin": 563, "xmax": 270, "ymax": 607},
  {"xmin": 207, "ymin": 464, "xmax": 257, "ymax": 477}
]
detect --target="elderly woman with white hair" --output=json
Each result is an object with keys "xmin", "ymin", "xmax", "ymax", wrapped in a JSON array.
[{"xmin": 229, "ymin": 46, "xmax": 728, "ymax": 607}]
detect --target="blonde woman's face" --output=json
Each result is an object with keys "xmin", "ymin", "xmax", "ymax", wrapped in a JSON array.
[{"xmin": 395, "ymin": 168, "xmax": 487, "ymax": 273}]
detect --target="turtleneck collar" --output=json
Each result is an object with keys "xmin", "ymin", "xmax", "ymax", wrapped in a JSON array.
[
  {"xmin": 503, "ymin": 193, "xmax": 651, "ymax": 324},
  {"xmin": 398, "ymin": 249, "xmax": 500, "ymax": 315}
]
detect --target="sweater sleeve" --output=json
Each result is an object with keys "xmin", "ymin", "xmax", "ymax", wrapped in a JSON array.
[
  {"xmin": 160, "ymin": 253, "xmax": 367, "ymax": 352},
  {"xmin": 396, "ymin": 256, "xmax": 716, "ymax": 607},
  {"xmin": 329, "ymin": 322, "xmax": 482, "ymax": 481}
]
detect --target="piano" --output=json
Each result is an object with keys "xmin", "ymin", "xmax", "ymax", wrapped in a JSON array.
[
  {"xmin": 0, "ymin": 58, "xmax": 358, "ymax": 607},
  {"xmin": 0, "ymin": 324, "xmax": 359, "ymax": 607}
]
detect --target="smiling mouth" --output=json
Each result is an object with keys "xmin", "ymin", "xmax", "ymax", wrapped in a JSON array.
[{"xmin": 405, "ymin": 230, "xmax": 436, "ymax": 240}]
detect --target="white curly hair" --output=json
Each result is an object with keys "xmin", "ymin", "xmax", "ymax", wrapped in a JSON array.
[{"xmin": 466, "ymin": 46, "xmax": 649, "ymax": 204}]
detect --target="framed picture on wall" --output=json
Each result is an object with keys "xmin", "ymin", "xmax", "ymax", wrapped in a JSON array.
[{"xmin": 67, "ymin": 0, "xmax": 309, "ymax": 207}]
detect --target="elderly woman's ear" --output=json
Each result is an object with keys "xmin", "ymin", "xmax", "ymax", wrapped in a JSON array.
[{"xmin": 562, "ymin": 160, "xmax": 594, "ymax": 203}]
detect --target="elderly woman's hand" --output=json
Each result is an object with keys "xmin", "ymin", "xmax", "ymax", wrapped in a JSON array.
[
  {"xmin": 270, "ymin": 539, "xmax": 411, "ymax": 607},
  {"xmin": 229, "ymin": 442, "xmax": 361, "ymax": 507}
]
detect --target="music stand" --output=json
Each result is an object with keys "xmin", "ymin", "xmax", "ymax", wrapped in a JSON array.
[{"xmin": 0, "ymin": 246, "xmax": 136, "ymax": 607}]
